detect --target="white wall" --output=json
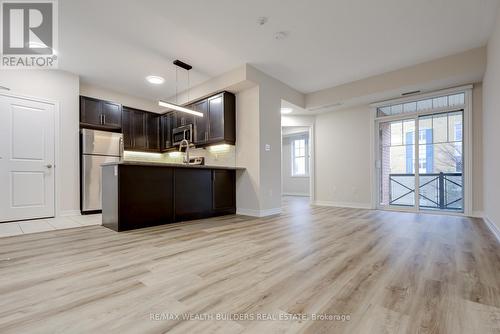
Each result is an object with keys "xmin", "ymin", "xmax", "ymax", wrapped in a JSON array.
[
  {"xmin": 282, "ymin": 133, "xmax": 310, "ymax": 196},
  {"xmin": 0, "ymin": 70, "xmax": 80, "ymax": 216},
  {"xmin": 314, "ymin": 106, "xmax": 372, "ymax": 208},
  {"xmin": 235, "ymin": 86, "xmax": 261, "ymax": 214},
  {"xmin": 483, "ymin": 8, "xmax": 500, "ymax": 231}
]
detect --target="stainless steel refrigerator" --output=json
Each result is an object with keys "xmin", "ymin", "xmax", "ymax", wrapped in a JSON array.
[{"xmin": 81, "ymin": 129, "xmax": 123, "ymax": 214}]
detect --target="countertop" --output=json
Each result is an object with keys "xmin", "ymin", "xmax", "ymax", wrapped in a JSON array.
[{"xmin": 101, "ymin": 160, "xmax": 245, "ymax": 170}]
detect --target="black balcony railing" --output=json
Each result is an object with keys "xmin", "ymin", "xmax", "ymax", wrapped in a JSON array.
[{"xmin": 388, "ymin": 172, "xmax": 463, "ymax": 211}]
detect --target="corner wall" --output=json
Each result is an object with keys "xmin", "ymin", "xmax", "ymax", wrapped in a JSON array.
[{"xmin": 483, "ymin": 8, "xmax": 500, "ymax": 232}]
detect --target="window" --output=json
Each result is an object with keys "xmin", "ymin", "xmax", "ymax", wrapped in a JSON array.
[
  {"xmin": 292, "ymin": 138, "xmax": 308, "ymax": 176},
  {"xmin": 377, "ymin": 92, "xmax": 465, "ymax": 117}
]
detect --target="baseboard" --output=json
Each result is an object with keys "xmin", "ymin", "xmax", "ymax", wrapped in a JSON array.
[
  {"xmin": 283, "ymin": 192, "xmax": 310, "ymax": 197},
  {"xmin": 236, "ymin": 207, "xmax": 281, "ymax": 217},
  {"xmin": 471, "ymin": 211, "xmax": 483, "ymax": 218},
  {"xmin": 313, "ymin": 201, "xmax": 372, "ymax": 210},
  {"xmin": 59, "ymin": 210, "xmax": 81, "ymax": 217},
  {"xmin": 483, "ymin": 216, "xmax": 500, "ymax": 243}
]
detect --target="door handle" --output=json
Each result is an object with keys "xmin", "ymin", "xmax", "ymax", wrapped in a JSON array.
[{"xmin": 45, "ymin": 164, "xmax": 53, "ymax": 169}]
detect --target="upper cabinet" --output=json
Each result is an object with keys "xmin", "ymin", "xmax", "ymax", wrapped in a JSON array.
[
  {"xmin": 193, "ymin": 99, "xmax": 209, "ymax": 144},
  {"xmin": 80, "ymin": 96, "xmax": 122, "ymax": 130},
  {"xmin": 122, "ymin": 107, "xmax": 159, "ymax": 152},
  {"xmin": 190, "ymin": 91, "xmax": 235, "ymax": 147},
  {"xmin": 80, "ymin": 91, "xmax": 235, "ymax": 154},
  {"xmin": 160, "ymin": 112, "xmax": 176, "ymax": 151}
]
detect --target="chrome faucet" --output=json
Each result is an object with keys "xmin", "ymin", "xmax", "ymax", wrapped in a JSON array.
[{"xmin": 179, "ymin": 139, "xmax": 190, "ymax": 164}]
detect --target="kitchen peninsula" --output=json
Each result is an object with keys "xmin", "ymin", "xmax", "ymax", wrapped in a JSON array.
[{"xmin": 101, "ymin": 161, "xmax": 243, "ymax": 231}]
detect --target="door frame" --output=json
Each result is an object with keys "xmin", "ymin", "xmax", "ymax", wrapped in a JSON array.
[
  {"xmin": 369, "ymin": 85, "xmax": 473, "ymax": 216},
  {"xmin": 280, "ymin": 125, "xmax": 315, "ymax": 203},
  {"xmin": 0, "ymin": 91, "xmax": 60, "ymax": 221}
]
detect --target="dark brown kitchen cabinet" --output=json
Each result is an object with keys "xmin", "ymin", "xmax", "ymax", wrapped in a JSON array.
[
  {"xmin": 122, "ymin": 107, "xmax": 133, "ymax": 148},
  {"xmin": 146, "ymin": 113, "xmax": 160, "ymax": 151},
  {"xmin": 101, "ymin": 101, "xmax": 122, "ymax": 128},
  {"xmin": 122, "ymin": 107, "xmax": 159, "ymax": 152},
  {"xmin": 160, "ymin": 112, "xmax": 176, "ymax": 151},
  {"xmin": 102, "ymin": 164, "xmax": 238, "ymax": 232},
  {"xmin": 193, "ymin": 100, "xmax": 209, "ymax": 143},
  {"xmin": 174, "ymin": 168, "xmax": 213, "ymax": 221},
  {"xmin": 212, "ymin": 169, "xmax": 236, "ymax": 213},
  {"xmin": 80, "ymin": 96, "xmax": 122, "ymax": 130},
  {"xmin": 190, "ymin": 91, "xmax": 235, "ymax": 146},
  {"xmin": 130, "ymin": 108, "xmax": 147, "ymax": 150}
]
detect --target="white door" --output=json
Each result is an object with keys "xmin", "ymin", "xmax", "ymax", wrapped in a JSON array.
[{"xmin": 0, "ymin": 94, "xmax": 55, "ymax": 222}]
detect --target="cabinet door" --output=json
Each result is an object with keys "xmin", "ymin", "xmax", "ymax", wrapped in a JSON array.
[
  {"xmin": 174, "ymin": 169, "xmax": 212, "ymax": 220},
  {"xmin": 80, "ymin": 96, "xmax": 102, "ymax": 126},
  {"xmin": 213, "ymin": 170, "xmax": 235, "ymax": 212},
  {"xmin": 193, "ymin": 100, "xmax": 208, "ymax": 144},
  {"xmin": 131, "ymin": 110, "xmax": 147, "ymax": 150},
  {"xmin": 101, "ymin": 101, "xmax": 122, "ymax": 128},
  {"xmin": 146, "ymin": 113, "xmax": 159, "ymax": 151},
  {"xmin": 122, "ymin": 108, "xmax": 133, "ymax": 149},
  {"xmin": 161, "ymin": 113, "xmax": 174, "ymax": 150},
  {"xmin": 208, "ymin": 94, "xmax": 224, "ymax": 141}
]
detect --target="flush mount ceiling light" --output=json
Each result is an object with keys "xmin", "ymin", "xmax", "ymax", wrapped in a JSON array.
[
  {"xmin": 158, "ymin": 60, "xmax": 203, "ymax": 117},
  {"xmin": 146, "ymin": 75, "xmax": 165, "ymax": 85},
  {"xmin": 281, "ymin": 107, "xmax": 293, "ymax": 114}
]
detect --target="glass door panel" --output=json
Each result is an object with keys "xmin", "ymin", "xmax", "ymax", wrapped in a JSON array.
[
  {"xmin": 417, "ymin": 111, "xmax": 464, "ymax": 212},
  {"xmin": 379, "ymin": 119, "xmax": 416, "ymax": 208}
]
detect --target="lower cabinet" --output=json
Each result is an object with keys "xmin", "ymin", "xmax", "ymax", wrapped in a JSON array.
[
  {"xmin": 102, "ymin": 164, "xmax": 237, "ymax": 232},
  {"xmin": 213, "ymin": 169, "xmax": 236, "ymax": 213},
  {"xmin": 174, "ymin": 169, "xmax": 212, "ymax": 221},
  {"xmin": 103, "ymin": 165, "xmax": 174, "ymax": 231}
]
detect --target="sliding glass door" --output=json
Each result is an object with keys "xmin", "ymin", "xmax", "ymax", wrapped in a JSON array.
[
  {"xmin": 417, "ymin": 111, "xmax": 463, "ymax": 211},
  {"xmin": 377, "ymin": 91, "xmax": 466, "ymax": 213},
  {"xmin": 379, "ymin": 119, "xmax": 416, "ymax": 208}
]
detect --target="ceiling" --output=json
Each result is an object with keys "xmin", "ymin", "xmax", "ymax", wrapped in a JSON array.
[{"xmin": 59, "ymin": 0, "xmax": 500, "ymax": 101}]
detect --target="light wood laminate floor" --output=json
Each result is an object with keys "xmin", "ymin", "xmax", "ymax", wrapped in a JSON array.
[{"xmin": 0, "ymin": 197, "xmax": 498, "ymax": 333}]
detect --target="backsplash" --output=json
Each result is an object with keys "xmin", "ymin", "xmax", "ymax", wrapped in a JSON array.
[{"xmin": 123, "ymin": 145, "xmax": 236, "ymax": 167}]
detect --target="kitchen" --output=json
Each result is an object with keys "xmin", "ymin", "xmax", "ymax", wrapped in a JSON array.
[
  {"xmin": 1, "ymin": 1, "xmax": 499, "ymax": 333},
  {"xmin": 80, "ymin": 61, "xmax": 242, "ymax": 231}
]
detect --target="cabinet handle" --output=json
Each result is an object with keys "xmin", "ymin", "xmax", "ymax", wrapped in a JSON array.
[
  {"xmin": 103, "ymin": 114, "xmax": 106, "ymax": 124},
  {"xmin": 205, "ymin": 132, "xmax": 208, "ymax": 141}
]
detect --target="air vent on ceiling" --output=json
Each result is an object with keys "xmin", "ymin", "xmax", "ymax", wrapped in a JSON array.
[
  {"xmin": 401, "ymin": 90, "xmax": 421, "ymax": 96},
  {"xmin": 308, "ymin": 102, "xmax": 343, "ymax": 112}
]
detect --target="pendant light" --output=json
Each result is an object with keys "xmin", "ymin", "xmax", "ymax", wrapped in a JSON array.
[{"xmin": 158, "ymin": 60, "xmax": 203, "ymax": 117}]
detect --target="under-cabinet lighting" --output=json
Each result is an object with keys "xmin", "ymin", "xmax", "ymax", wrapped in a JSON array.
[
  {"xmin": 158, "ymin": 100, "xmax": 203, "ymax": 117},
  {"xmin": 168, "ymin": 151, "xmax": 182, "ymax": 158},
  {"xmin": 208, "ymin": 144, "xmax": 231, "ymax": 153},
  {"xmin": 123, "ymin": 151, "xmax": 162, "ymax": 159}
]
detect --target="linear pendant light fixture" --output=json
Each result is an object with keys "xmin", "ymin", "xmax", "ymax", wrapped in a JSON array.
[{"xmin": 158, "ymin": 60, "xmax": 203, "ymax": 117}]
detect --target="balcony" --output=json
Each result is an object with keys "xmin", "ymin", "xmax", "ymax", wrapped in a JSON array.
[{"xmin": 388, "ymin": 172, "xmax": 463, "ymax": 211}]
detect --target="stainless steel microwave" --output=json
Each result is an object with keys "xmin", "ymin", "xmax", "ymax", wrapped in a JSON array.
[{"xmin": 172, "ymin": 124, "xmax": 193, "ymax": 145}]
